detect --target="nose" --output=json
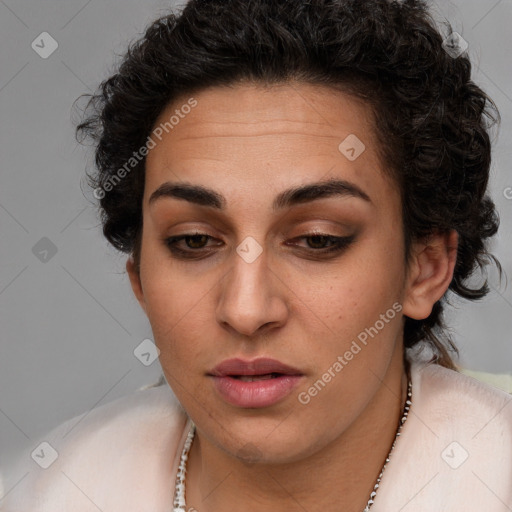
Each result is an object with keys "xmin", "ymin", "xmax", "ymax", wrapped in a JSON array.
[{"xmin": 216, "ymin": 242, "xmax": 289, "ymax": 338}]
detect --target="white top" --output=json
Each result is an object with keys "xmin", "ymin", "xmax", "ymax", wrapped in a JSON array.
[{"xmin": 1, "ymin": 355, "xmax": 512, "ymax": 511}]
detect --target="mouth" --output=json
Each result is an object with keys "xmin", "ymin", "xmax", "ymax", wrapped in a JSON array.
[
  {"xmin": 229, "ymin": 373, "xmax": 284, "ymax": 382},
  {"xmin": 209, "ymin": 357, "xmax": 303, "ymax": 378},
  {"xmin": 208, "ymin": 358, "xmax": 304, "ymax": 408}
]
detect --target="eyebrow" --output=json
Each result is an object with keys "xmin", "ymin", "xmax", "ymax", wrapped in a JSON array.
[{"xmin": 148, "ymin": 178, "xmax": 371, "ymax": 211}]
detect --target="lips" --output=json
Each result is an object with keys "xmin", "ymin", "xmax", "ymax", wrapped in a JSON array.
[
  {"xmin": 208, "ymin": 358, "xmax": 304, "ymax": 408},
  {"xmin": 209, "ymin": 357, "xmax": 303, "ymax": 377},
  {"xmin": 234, "ymin": 374, "xmax": 281, "ymax": 382}
]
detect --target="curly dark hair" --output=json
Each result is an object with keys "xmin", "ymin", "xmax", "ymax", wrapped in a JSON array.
[{"xmin": 76, "ymin": 0, "xmax": 501, "ymax": 370}]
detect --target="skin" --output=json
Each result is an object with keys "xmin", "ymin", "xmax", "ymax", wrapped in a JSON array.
[{"xmin": 127, "ymin": 81, "xmax": 458, "ymax": 511}]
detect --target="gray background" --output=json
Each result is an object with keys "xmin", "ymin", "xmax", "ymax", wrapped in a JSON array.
[{"xmin": 0, "ymin": 0, "xmax": 511, "ymax": 496}]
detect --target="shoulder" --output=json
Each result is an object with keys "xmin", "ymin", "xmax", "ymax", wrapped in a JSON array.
[
  {"xmin": 375, "ymin": 355, "xmax": 512, "ymax": 511},
  {"xmin": 404, "ymin": 344, "xmax": 512, "ymax": 433},
  {"xmin": 415, "ymin": 359, "xmax": 512, "ymax": 417},
  {"xmin": 1, "ymin": 384, "xmax": 189, "ymax": 511},
  {"xmin": 413, "ymin": 359, "xmax": 512, "ymax": 446}
]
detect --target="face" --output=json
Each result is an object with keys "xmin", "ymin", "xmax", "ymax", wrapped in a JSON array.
[{"xmin": 129, "ymin": 82, "xmax": 414, "ymax": 463}]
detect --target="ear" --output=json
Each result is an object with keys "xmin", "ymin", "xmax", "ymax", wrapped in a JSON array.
[
  {"xmin": 126, "ymin": 256, "xmax": 147, "ymax": 314},
  {"xmin": 402, "ymin": 230, "xmax": 458, "ymax": 320}
]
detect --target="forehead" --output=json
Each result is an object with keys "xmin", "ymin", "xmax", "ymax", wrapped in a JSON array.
[{"xmin": 143, "ymin": 82, "xmax": 397, "ymax": 212}]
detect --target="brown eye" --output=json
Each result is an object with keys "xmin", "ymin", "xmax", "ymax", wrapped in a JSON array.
[
  {"xmin": 306, "ymin": 234, "xmax": 331, "ymax": 249},
  {"xmin": 290, "ymin": 233, "xmax": 356, "ymax": 254},
  {"xmin": 164, "ymin": 232, "xmax": 356, "ymax": 261},
  {"xmin": 184, "ymin": 234, "xmax": 209, "ymax": 249},
  {"xmin": 164, "ymin": 232, "xmax": 221, "ymax": 259}
]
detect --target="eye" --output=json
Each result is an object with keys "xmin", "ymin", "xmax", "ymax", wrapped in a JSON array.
[
  {"xmin": 163, "ymin": 232, "xmax": 356, "ymax": 260},
  {"xmin": 164, "ymin": 232, "xmax": 220, "ymax": 258},
  {"xmin": 289, "ymin": 233, "xmax": 356, "ymax": 254}
]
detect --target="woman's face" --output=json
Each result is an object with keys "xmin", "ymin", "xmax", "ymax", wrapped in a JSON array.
[{"xmin": 129, "ymin": 82, "xmax": 414, "ymax": 463}]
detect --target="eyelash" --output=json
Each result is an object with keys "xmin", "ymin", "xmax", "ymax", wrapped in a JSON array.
[{"xmin": 163, "ymin": 232, "xmax": 356, "ymax": 259}]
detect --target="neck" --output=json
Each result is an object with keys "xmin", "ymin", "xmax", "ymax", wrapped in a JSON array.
[{"xmin": 185, "ymin": 354, "xmax": 409, "ymax": 512}]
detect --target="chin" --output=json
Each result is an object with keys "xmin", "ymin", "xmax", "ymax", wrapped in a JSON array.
[{"xmin": 209, "ymin": 418, "xmax": 330, "ymax": 466}]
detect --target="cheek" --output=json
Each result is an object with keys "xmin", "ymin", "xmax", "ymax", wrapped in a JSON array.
[
  {"xmin": 316, "ymin": 245, "xmax": 404, "ymax": 326},
  {"xmin": 298, "ymin": 281, "xmax": 404, "ymax": 429},
  {"xmin": 301, "ymin": 235, "xmax": 406, "ymax": 375},
  {"xmin": 138, "ymin": 256, "xmax": 205, "ymax": 365}
]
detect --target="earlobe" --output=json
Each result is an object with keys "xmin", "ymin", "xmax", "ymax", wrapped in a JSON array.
[
  {"xmin": 402, "ymin": 230, "xmax": 458, "ymax": 320},
  {"xmin": 126, "ymin": 256, "xmax": 147, "ymax": 314}
]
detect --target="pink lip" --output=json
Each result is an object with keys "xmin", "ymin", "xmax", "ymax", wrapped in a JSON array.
[
  {"xmin": 208, "ymin": 358, "xmax": 304, "ymax": 408},
  {"xmin": 210, "ymin": 357, "xmax": 302, "ymax": 377}
]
